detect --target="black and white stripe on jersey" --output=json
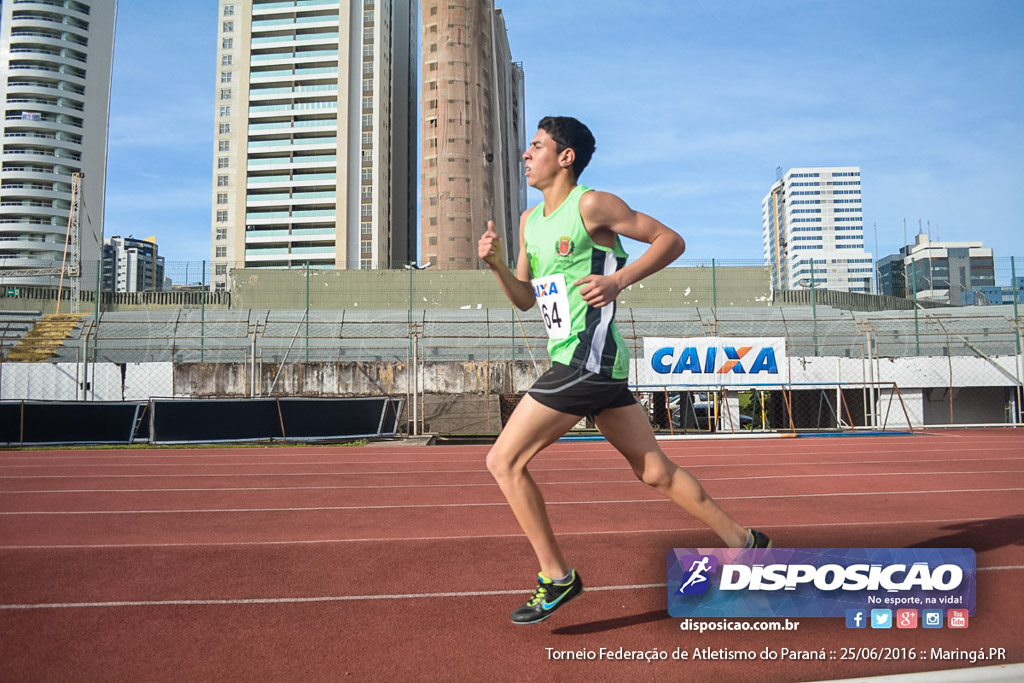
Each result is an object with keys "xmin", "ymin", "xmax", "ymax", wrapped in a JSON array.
[{"xmin": 570, "ymin": 248, "xmax": 627, "ymax": 376}]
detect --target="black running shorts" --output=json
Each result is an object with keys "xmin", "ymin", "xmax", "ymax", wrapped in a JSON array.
[{"xmin": 526, "ymin": 363, "xmax": 637, "ymax": 418}]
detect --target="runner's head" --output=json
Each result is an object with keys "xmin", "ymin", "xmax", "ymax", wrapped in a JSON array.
[{"xmin": 537, "ymin": 116, "xmax": 595, "ymax": 181}]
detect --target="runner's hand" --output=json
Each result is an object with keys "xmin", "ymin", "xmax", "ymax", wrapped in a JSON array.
[
  {"xmin": 575, "ymin": 274, "xmax": 621, "ymax": 308},
  {"xmin": 478, "ymin": 221, "xmax": 503, "ymax": 267}
]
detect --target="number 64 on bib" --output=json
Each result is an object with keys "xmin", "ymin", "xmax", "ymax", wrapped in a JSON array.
[{"xmin": 531, "ymin": 274, "xmax": 570, "ymax": 340}]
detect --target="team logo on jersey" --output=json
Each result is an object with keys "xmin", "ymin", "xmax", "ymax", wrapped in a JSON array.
[{"xmin": 555, "ymin": 237, "xmax": 575, "ymax": 257}]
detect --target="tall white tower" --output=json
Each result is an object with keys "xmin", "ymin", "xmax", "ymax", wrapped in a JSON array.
[
  {"xmin": 762, "ymin": 166, "xmax": 873, "ymax": 294},
  {"xmin": 0, "ymin": 0, "xmax": 117, "ymax": 286},
  {"xmin": 209, "ymin": 0, "xmax": 418, "ymax": 292}
]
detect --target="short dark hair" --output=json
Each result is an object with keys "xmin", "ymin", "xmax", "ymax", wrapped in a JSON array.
[{"xmin": 537, "ymin": 116, "xmax": 596, "ymax": 180}]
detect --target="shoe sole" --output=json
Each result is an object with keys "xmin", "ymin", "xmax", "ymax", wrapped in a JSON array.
[{"xmin": 510, "ymin": 588, "xmax": 583, "ymax": 626}]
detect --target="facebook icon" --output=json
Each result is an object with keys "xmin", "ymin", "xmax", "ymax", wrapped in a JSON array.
[{"xmin": 846, "ymin": 609, "xmax": 867, "ymax": 629}]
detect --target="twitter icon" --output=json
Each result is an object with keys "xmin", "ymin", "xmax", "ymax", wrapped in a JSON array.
[{"xmin": 870, "ymin": 609, "xmax": 893, "ymax": 629}]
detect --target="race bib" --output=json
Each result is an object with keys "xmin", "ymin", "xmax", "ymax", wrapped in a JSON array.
[{"xmin": 531, "ymin": 273, "xmax": 571, "ymax": 340}]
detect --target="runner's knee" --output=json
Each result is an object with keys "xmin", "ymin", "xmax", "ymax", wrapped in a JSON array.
[
  {"xmin": 485, "ymin": 446, "xmax": 522, "ymax": 479},
  {"xmin": 634, "ymin": 456, "xmax": 673, "ymax": 489}
]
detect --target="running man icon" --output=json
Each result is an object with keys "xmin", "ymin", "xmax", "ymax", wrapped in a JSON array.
[{"xmin": 678, "ymin": 556, "xmax": 713, "ymax": 594}]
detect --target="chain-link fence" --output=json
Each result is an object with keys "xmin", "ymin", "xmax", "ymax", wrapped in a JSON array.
[{"xmin": 1, "ymin": 258, "xmax": 1021, "ymax": 435}]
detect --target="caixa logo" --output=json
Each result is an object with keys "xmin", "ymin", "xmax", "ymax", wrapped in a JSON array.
[{"xmin": 650, "ymin": 345, "xmax": 778, "ymax": 375}]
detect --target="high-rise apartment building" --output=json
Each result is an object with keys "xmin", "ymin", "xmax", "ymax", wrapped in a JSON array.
[
  {"xmin": 877, "ymin": 232, "xmax": 995, "ymax": 304},
  {"xmin": 101, "ymin": 235, "xmax": 166, "ymax": 293},
  {"xmin": 762, "ymin": 166, "xmax": 873, "ymax": 293},
  {"xmin": 420, "ymin": 1, "xmax": 525, "ymax": 270},
  {"xmin": 0, "ymin": 0, "xmax": 117, "ymax": 285},
  {"xmin": 211, "ymin": 0, "xmax": 417, "ymax": 291}
]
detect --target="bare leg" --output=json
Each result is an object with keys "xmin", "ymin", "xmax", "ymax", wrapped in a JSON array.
[
  {"xmin": 485, "ymin": 395, "xmax": 582, "ymax": 578},
  {"xmin": 595, "ymin": 403, "xmax": 749, "ymax": 548}
]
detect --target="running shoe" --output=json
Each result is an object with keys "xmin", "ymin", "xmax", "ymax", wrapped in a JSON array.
[
  {"xmin": 746, "ymin": 529, "xmax": 773, "ymax": 548},
  {"xmin": 510, "ymin": 570, "xmax": 583, "ymax": 625}
]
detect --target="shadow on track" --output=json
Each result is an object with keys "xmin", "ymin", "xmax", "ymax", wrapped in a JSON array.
[
  {"xmin": 551, "ymin": 608, "xmax": 670, "ymax": 636},
  {"xmin": 905, "ymin": 514, "xmax": 1024, "ymax": 552}
]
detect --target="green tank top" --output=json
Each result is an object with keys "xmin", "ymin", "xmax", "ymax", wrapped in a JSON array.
[{"xmin": 524, "ymin": 185, "xmax": 630, "ymax": 379}]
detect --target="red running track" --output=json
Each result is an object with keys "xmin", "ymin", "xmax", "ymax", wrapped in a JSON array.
[{"xmin": 0, "ymin": 429, "xmax": 1022, "ymax": 682}]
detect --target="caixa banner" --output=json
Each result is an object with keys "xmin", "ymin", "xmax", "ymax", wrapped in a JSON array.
[
  {"xmin": 642, "ymin": 337, "xmax": 788, "ymax": 386},
  {"xmin": 668, "ymin": 548, "xmax": 976, "ymax": 618}
]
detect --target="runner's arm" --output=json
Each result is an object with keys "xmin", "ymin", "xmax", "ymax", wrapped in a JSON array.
[
  {"xmin": 478, "ymin": 212, "xmax": 536, "ymax": 311},
  {"xmin": 576, "ymin": 191, "xmax": 685, "ymax": 308}
]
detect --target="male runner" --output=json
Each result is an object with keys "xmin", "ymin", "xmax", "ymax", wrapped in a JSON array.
[{"xmin": 478, "ymin": 116, "xmax": 771, "ymax": 626}]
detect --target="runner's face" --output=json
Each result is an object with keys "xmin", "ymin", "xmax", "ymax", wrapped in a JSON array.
[{"xmin": 522, "ymin": 129, "xmax": 564, "ymax": 188}]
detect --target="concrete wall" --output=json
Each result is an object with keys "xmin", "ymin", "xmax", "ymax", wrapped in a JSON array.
[
  {"xmin": 2, "ymin": 354, "xmax": 1019, "ymax": 433},
  {"xmin": 227, "ymin": 265, "xmax": 773, "ymax": 310}
]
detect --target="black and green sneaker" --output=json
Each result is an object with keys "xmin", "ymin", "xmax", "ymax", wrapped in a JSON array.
[
  {"xmin": 510, "ymin": 570, "xmax": 583, "ymax": 625},
  {"xmin": 746, "ymin": 529, "xmax": 773, "ymax": 548}
]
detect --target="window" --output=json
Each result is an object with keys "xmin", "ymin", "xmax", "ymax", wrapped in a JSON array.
[
  {"xmin": 216, "ymin": 228, "xmax": 228, "ymax": 240},
  {"xmin": 362, "ymin": 132, "xmax": 372, "ymax": 145},
  {"xmin": 362, "ymin": 96, "xmax": 373, "ymax": 110},
  {"xmin": 220, "ymin": 71, "xmax": 232, "ymax": 83},
  {"xmin": 223, "ymin": 4, "xmax": 234, "ymax": 16},
  {"xmin": 218, "ymin": 140, "xmax": 230, "ymax": 151},
  {"xmin": 217, "ymin": 193, "xmax": 228, "ymax": 205},
  {"xmin": 361, "ymin": 168, "xmax": 372, "ymax": 181},
  {"xmin": 215, "ymin": 264, "xmax": 227, "ymax": 275},
  {"xmin": 216, "ymin": 246, "xmax": 227, "ymax": 258},
  {"xmin": 217, "ymin": 175, "xmax": 229, "ymax": 186},
  {"xmin": 219, "ymin": 123, "xmax": 230, "ymax": 134},
  {"xmin": 218, "ymin": 157, "xmax": 229, "ymax": 169},
  {"xmin": 220, "ymin": 88, "xmax": 232, "ymax": 100},
  {"xmin": 361, "ymin": 114, "xmax": 372, "ymax": 127},
  {"xmin": 222, "ymin": 21, "xmax": 233, "ymax": 33},
  {"xmin": 222, "ymin": 38, "xmax": 233, "ymax": 49},
  {"xmin": 216, "ymin": 211, "xmax": 228, "ymax": 222},
  {"xmin": 362, "ymin": 63, "xmax": 373, "ymax": 76},
  {"xmin": 221, "ymin": 55, "xmax": 233, "ymax": 66},
  {"xmin": 363, "ymin": 28, "xmax": 373, "ymax": 41},
  {"xmin": 219, "ymin": 105, "xmax": 231, "ymax": 117}
]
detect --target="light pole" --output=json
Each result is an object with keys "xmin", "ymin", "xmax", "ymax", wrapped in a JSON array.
[{"xmin": 404, "ymin": 261, "xmax": 431, "ymax": 435}]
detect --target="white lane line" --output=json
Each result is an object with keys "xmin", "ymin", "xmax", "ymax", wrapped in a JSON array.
[
  {"xmin": 4, "ymin": 440, "xmax": 1021, "ymax": 462},
  {"xmin": 4, "ymin": 469, "xmax": 1022, "ymax": 495},
  {"xmin": 2, "ymin": 567, "xmax": 1020, "ymax": 611},
  {"xmin": 2, "ymin": 456, "xmax": 1023, "ymax": 481},
  {"xmin": 2, "ymin": 446, "xmax": 1021, "ymax": 470},
  {"xmin": 1, "ymin": 488, "xmax": 1022, "ymax": 515},
  {"xmin": 0, "ymin": 583, "xmax": 667, "ymax": 611},
  {"xmin": 2, "ymin": 515, "xmax": 1021, "ymax": 550}
]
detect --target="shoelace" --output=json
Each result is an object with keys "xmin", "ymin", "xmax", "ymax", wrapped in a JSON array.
[{"xmin": 527, "ymin": 584, "xmax": 549, "ymax": 607}]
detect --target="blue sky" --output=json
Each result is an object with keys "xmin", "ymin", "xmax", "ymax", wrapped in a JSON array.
[{"xmin": 104, "ymin": 0, "xmax": 1024, "ymax": 273}]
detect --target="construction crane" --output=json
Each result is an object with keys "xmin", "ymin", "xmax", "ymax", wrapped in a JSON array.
[{"xmin": 0, "ymin": 172, "xmax": 82, "ymax": 313}]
